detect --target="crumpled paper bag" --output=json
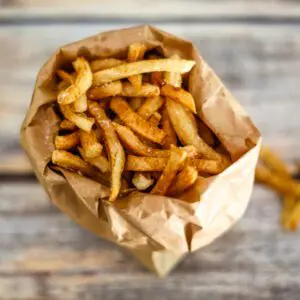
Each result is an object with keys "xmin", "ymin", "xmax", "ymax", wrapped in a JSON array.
[{"xmin": 20, "ymin": 25, "xmax": 261, "ymax": 276}]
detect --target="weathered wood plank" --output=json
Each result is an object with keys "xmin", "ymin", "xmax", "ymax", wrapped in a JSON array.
[
  {"xmin": 1, "ymin": 182, "xmax": 300, "ymax": 299},
  {"xmin": 0, "ymin": 0, "xmax": 300, "ymax": 20},
  {"xmin": 1, "ymin": 23, "xmax": 299, "ymax": 173}
]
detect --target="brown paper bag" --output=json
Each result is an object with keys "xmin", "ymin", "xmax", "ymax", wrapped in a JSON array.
[{"xmin": 20, "ymin": 25, "xmax": 261, "ymax": 276}]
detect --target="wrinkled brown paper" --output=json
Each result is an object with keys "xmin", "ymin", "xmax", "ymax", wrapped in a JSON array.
[{"xmin": 20, "ymin": 25, "xmax": 261, "ymax": 276}]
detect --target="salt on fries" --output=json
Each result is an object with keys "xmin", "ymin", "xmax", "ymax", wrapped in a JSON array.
[{"xmin": 51, "ymin": 43, "xmax": 233, "ymax": 203}]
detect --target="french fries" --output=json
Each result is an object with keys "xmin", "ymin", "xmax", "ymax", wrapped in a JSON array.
[
  {"xmin": 167, "ymin": 166, "xmax": 198, "ymax": 196},
  {"xmin": 93, "ymin": 59, "xmax": 196, "ymax": 85},
  {"xmin": 88, "ymin": 101, "xmax": 125, "ymax": 202},
  {"xmin": 79, "ymin": 130, "xmax": 103, "ymax": 158},
  {"xmin": 58, "ymin": 57, "xmax": 92, "ymax": 105},
  {"xmin": 151, "ymin": 146, "xmax": 187, "ymax": 195},
  {"xmin": 161, "ymin": 84, "xmax": 196, "ymax": 113},
  {"xmin": 52, "ymin": 43, "xmax": 234, "ymax": 203},
  {"xmin": 55, "ymin": 131, "xmax": 80, "ymax": 150},
  {"xmin": 110, "ymin": 97, "xmax": 166, "ymax": 144}
]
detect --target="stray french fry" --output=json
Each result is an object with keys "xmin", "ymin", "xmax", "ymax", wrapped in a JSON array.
[
  {"xmin": 132, "ymin": 172, "xmax": 154, "ymax": 190},
  {"xmin": 93, "ymin": 59, "xmax": 196, "ymax": 85},
  {"xmin": 196, "ymin": 119, "xmax": 215, "ymax": 147},
  {"xmin": 284, "ymin": 201, "xmax": 300, "ymax": 231},
  {"xmin": 79, "ymin": 130, "xmax": 103, "ymax": 158},
  {"xmin": 151, "ymin": 146, "xmax": 187, "ymax": 195},
  {"xmin": 161, "ymin": 106, "xmax": 177, "ymax": 149},
  {"xmin": 52, "ymin": 150, "xmax": 92, "ymax": 174},
  {"xmin": 60, "ymin": 119, "xmax": 76, "ymax": 131},
  {"xmin": 110, "ymin": 97, "xmax": 166, "ymax": 144},
  {"xmin": 78, "ymin": 147, "xmax": 110, "ymax": 173},
  {"xmin": 137, "ymin": 96, "xmax": 164, "ymax": 119},
  {"xmin": 88, "ymin": 81, "xmax": 123, "ymax": 99},
  {"xmin": 161, "ymin": 84, "xmax": 196, "ymax": 114},
  {"xmin": 148, "ymin": 112, "xmax": 161, "ymax": 127},
  {"xmin": 167, "ymin": 166, "xmax": 198, "ymax": 196},
  {"xmin": 281, "ymin": 195, "xmax": 297, "ymax": 230},
  {"xmin": 55, "ymin": 131, "xmax": 80, "ymax": 150},
  {"xmin": 113, "ymin": 122, "xmax": 169, "ymax": 157},
  {"xmin": 60, "ymin": 105, "xmax": 94, "ymax": 132},
  {"xmin": 74, "ymin": 94, "xmax": 87, "ymax": 113},
  {"xmin": 91, "ymin": 58, "xmax": 124, "ymax": 72},
  {"xmin": 88, "ymin": 101, "xmax": 125, "ymax": 202},
  {"xmin": 129, "ymin": 97, "xmax": 143, "ymax": 111},
  {"xmin": 58, "ymin": 57, "xmax": 92, "ymax": 105},
  {"xmin": 164, "ymin": 54, "xmax": 182, "ymax": 87},
  {"xmin": 121, "ymin": 82, "xmax": 159, "ymax": 97},
  {"xmin": 259, "ymin": 146, "xmax": 290, "ymax": 177},
  {"xmin": 166, "ymin": 99, "xmax": 223, "ymax": 161}
]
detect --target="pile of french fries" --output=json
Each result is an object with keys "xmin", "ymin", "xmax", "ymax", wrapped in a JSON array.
[
  {"xmin": 52, "ymin": 43, "xmax": 231, "ymax": 202},
  {"xmin": 256, "ymin": 146, "xmax": 300, "ymax": 231}
]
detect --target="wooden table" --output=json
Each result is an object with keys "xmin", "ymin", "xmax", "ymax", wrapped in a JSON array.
[{"xmin": 1, "ymin": 1, "xmax": 300, "ymax": 299}]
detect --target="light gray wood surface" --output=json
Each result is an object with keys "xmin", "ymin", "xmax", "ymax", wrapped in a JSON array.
[{"xmin": 1, "ymin": 1, "xmax": 300, "ymax": 299}]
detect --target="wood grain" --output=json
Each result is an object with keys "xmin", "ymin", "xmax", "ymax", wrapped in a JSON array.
[
  {"xmin": 1, "ymin": 23, "xmax": 300, "ymax": 173},
  {"xmin": 1, "ymin": 182, "xmax": 300, "ymax": 299}
]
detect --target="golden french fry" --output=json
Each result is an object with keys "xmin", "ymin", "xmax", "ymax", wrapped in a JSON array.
[
  {"xmin": 137, "ymin": 96, "xmax": 164, "ymax": 119},
  {"xmin": 132, "ymin": 172, "xmax": 154, "ymax": 190},
  {"xmin": 166, "ymin": 99, "xmax": 224, "ymax": 161},
  {"xmin": 121, "ymin": 82, "xmax": 159, "ymax": 97},
  {"xmin": 255, "ymin": 165, "xmax": 300, "ymax": 197},
  {"xmin": 55, "ymin": 131, "xmax": 80, "ymax": 150},
  {"xmin": 164, "ymin": 54, "xmax": 182, "ymax": 87},
  {"xmin": 110, "ymin": 97, "xmax": 166, "ymax": 144},
  {"xmin": 284, "ymin": 200, "xmax": 300, "ymax": 231},
  {"xmin": 58, "ymin": 57, "xmax": 92, "ymax": 105},
  {"xmin": 79, "ymin": 130, "xmax": 103, "ymax": 158},
  {"xmin": 113, "ymin": 122, "xmax": 169, "ymax": 157},
  {"xmin": 60, "ymin": 105, "xmax": 94, "ymax": 132},
  {"xmin": 196, "ymin": 118, "xmax": 215, "ymax": 147},
  {"xmin": 151, "ymin": 146, "xmax": 187, "ymax": 195},
  {"xmin": 161, "ymin": 106, "xmax": 177, "ymax": 149},
  {"xmin": 259, "ymin": 146, "xmax": 290, "ymax": 177},
  {"xmin": 93, "ymin": 59, "xmax": 196, "ymax": 85},
  {"xmin": 88, "ymin": 101, "xmax": 125, "ymax": 202},
  {"xmin": 56, "ymin": 70, "xmax": 75, "ymax": 84},
  {"xmin": 180, "ymin": 145, "xmax": 202, "ymax": 158},
  {"xmin": 126, "ymin": 156, "xmax": 168, "ymax": 172},
  {"xmin": 90, "ymin": 58, "xmax": 124, "ymax": 72},
  {"xmin": 88, "ymin": 81, "xmax": 123, "ymax": 99},
  {"xmin": 74, "ymin": 94, "xmax": 87, "ymax": 113},
  {"xmin": 128, "ymin": 97, "xmax": 143, "ymax": 111},
  {"xmin": 60, "ymin": 119, "xmax": 76, "ymax": 131},
  {"xmin": 52, "ymin": 149, "xmax": 92, "ymax": 174},
  {"xmin": 78, "ymin": 147, "xmax": 110, "ymax": 173},
  {"xmin": 167, "ymin": 166, "xmax": 198, "ymax": 196},
  {"xmin": 148, "ymin": 112, "xmax": 161, "ymax": 127},
  {"xmin": 150, "ymin": 71, "xmax": 164, "ymax": 86},
  {"xmin": 186, "ymin": 157, "xmax": 225, "ymax": 175},
  {"xmin": 161, "ymin": 84, "xmax": 196, "ymax": 113}
]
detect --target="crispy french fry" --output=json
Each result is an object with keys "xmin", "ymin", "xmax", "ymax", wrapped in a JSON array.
[
  {"xmin": 88, "ymin": 101, "xmax": 125, "ymax": 202},
  {"xmin": 161, "ymin": 106, "xmax": 177, "ymax": 149},
  {"xmin": 60, "ymin": 105, "xmax": 94, "ymax": 132},
  {"xmin": 161, "ymin": 84, "xmax": 196, "ymax": 113},
  {"xmin": 196, "ymin": 118, "xmax": 215, "ymax": 147},
  {"xmin": 58, "ymin": 57, "xmax": 92, "ymax": 105},
  {"xmin": 113, "ymin": 122, "xmax": 169, "ymax": 157},
  {"xmin": 151, "ymin": 146, "xmax": 187, "ymax": 195},
  {"xmin": 93, "ymin": 59, "xmax": 196, "ymax": 85},
  {"xmin": 55, "ymin": 131, "xmax": 80, "ymax": 150},
  {"xmin": 56, "ymin": 70, "xmax": 74, "ymax": 84},
  {"xmin": 79, "ymin": 130, "xmax": 103, "ymax": 158},
  {"xmin": 78, "ymin": 147, "xmax": 110, "ymax": 173},
  {"xmin": 74, "ymin": 94, "xmax": 87, "ymax": 113},
  {"xmin": 91, "ymin": 58, "xmax": 124, "ymax": 72},
  {"xmin": 132, "ymin": 172, "xmax": 154, "ymax": 190},
  {"xmin": 186, "ymin": 157, "xmax": 225, "ymax": 174},
  {"xmin": 167, "ymin": 166, "xmax": 198, "ymax": 196},
  {"xmin": 121, "ymin": 82, "xmax": 159, "ymax": 97},
  {"xmin": 166, "ymin": 99, "xmax": 224, "ymax": 161},
  {"xmin": 88, "ymin": 81, "xmax": 123, "ymax": 99},
  {"xmin": 259, "ymin": 146, "xmax": 290, "ymax": 177},
  {"xmin": 180, "ymin": 145, "xmax": 202, "ymax": 158},
  {"xmin": 129, "ymin": 97, "xmax": 143, "ymax": 111},
  {"xmin": 126, "ymin": 156, "xmax": 167, "ymax": 172},
  {"xmin": 164, "ymin": 54, "xmax": 182, "ymax": 87},
  {"xmin": 60, "ymin": 119, "xmax": 76, "ymax": 131},
  {"xmin": 148, "ymin": 112, "xmax": 161, "ymax": 127},
  {"xmin": 137, "ymin": 96, "xmax": 164, "ymax": 119},
  {"xmin": 52, "ymin": 149, "xmax": 92, "ymax": 174},
  {"xmin": 110, "ymin": 97, "xmax": 166, "ymax": 144}
]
